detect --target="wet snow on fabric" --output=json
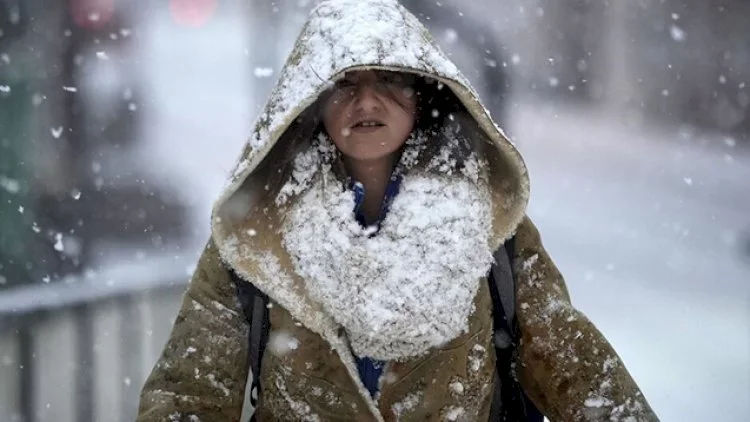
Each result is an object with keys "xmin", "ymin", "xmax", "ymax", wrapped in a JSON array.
[
  {"xmin": 391, "ymin": 391, "xmax": 423, "ymax": 419},
  {"xmin": 274, "ymin": 372, "xmax": 322, "ymax": 421},
  {"xmin": 268, "ymin": 331, "xmax": 301, "ymax": 356},
  {"xmin": 444, "ymin": 406, "xmax": 465, "ymax": 421},
  {"xmin": 276, "ymin": 133, "xmax": 336, "ymax": 206},
  {"xmin": 449, "ymin": 380, "xmax": 465, "ymax": 395},
  {"xmin": 228, "ymin": 0, "xmax": 472, "ymax": 182},
  {"xmin": 282, "ymin": 134, "xmax": 494, "ymax": 360}
]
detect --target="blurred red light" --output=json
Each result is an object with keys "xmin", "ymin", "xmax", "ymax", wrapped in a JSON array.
[
  {"xmin": 169, "ymin": 0, "xmax": 218, "ymax": 27},
  {"xmin": 69, "ymin": 0, "xmax": 116, "ymax": 30}
]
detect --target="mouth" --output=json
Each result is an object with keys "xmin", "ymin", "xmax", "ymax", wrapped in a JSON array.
[{"xmin": 351, "ymin": 119, "xmax": 386, "ymax": 129}]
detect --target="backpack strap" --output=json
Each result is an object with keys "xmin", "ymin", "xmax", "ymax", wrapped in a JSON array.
[
  {"xmin": 488, "ymin": 237, "xmax": 544, "ymax": 422},
  {"xmin": 231, "ymin": 271, "xmax": 269, "ymax": 420}
]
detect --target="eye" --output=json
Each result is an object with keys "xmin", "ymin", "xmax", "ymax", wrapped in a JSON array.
[
  {"xmin": 335, "ymin": 79, "xmax": 356, "ymax": 88},
  {"xmin": 332, "ymin": 79, "xmax": 356, "ymax": 97},
  {"xmin": 380, "ymin": 74, "xmax": 402, "ymax": 85},
  {"xmin": 379, "ymin": 73, "xmax": 415, "ymax": 91}
]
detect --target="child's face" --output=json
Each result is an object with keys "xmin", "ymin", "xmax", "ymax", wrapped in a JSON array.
[{"xmin": 322, "ymin": 70, "xmax": 417, "ymax": 162}]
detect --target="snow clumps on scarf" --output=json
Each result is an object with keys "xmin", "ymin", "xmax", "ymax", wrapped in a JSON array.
[{"xmin": 281, "ymin": 128, "xmax": 495, "ymax": 361}]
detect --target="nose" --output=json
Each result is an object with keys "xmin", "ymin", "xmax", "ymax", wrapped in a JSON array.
[{"xmin": 353, "ymin": 83, "xmax": 382, "ymax": 113}]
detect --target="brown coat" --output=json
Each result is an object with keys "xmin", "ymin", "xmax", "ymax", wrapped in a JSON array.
[
  {"xmin": 137, "ymin": 218, "xmax": 658, "ymax": 421},
  {"xmin": 138, "ymin": 0, "xmax": 659, "ymax": 420}
]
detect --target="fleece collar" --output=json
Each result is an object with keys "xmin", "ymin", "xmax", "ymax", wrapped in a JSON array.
[{"xmin": 280, "ymin": 138, "xmax": 495, "ymax": 361}]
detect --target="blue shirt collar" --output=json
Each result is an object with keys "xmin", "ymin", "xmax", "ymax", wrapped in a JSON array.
[{"xmin": 351, "ymin": 175, "xmax": 402, "ymax": 228}]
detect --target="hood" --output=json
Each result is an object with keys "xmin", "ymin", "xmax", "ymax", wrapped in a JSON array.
[
  {"xmin": 210, "ymin": 1, "xmax": 529, "ymax": 415},
  {"xmin": 213, "ymin": 0, "xmax": 529, "ymax": 248}
]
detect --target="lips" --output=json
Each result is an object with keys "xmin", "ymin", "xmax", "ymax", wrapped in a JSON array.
[{"xmin": 351, "ymin": 119, "xmax": 386, "ymax": 128}]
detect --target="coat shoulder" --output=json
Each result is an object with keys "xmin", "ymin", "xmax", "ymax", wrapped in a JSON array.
[{"xmin": 136, "ymin": 240, "xmax": 250, "ymax": 421}]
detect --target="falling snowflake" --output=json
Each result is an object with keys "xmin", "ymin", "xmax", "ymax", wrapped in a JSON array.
[
  {"xmin": 54, "ymin": 233, "xmax": 65, "ymax": 252},
  {"xmin": 669, "ymin": 25, "xmax": 686, "ymax": 42},
  {"xmin": 51, "ymin": 126, "xmax": 64, "ymax": 138},
  {"xmin": 0, "ymin": 176, "xmax": 20, "ymax": 194},
  {"xmin": 254, "ymin": 67, "xmax": 274, "ymax": 78}
]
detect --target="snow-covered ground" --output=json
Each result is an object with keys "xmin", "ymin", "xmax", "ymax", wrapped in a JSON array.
[{"xmin": 134, "ymin": 6, "xmax": 750, "ymax": 421}]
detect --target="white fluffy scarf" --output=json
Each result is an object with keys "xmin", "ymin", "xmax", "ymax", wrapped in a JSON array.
[{"xmin": 280, "ymin": 130, "xmax": 495, "ymax": 361}]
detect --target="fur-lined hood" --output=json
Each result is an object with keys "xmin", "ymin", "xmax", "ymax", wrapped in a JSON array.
[{"xmin": 211, "ymin": 0, "xmax": 529, "ymax": 319}]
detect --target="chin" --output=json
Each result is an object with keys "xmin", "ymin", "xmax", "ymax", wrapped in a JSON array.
[
  {"xmin": 343, "ymin": 138, "xmax": 405, "ymax": 161},
  {"xmin": 345, "ymin": 150, "xmax": 397, "ymax": 161}
]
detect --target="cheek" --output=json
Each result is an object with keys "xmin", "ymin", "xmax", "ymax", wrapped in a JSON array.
[
  {"xmin": 395, "ymin": 100, "xmax": 417, "ymax": 132},
  {"xmin": 396, "ymin": 114, "xmax": 416, "ymax": 137},
  {"xmin": 399, "ymin": 101, "xmax": 418, "ymax": 130},
  {"xmin": 322, "ymin": 100, "xmax": 349, "ymax": 149},
  {"xmin": 392, "ymin": 87, "xmax": 417, "ymax": 110},
  {"xmin": 385, "ymin": 111, "xmax": 415, "ymax": 148},
  {"xmin": 323, "ymin": 100, "xmax": 343, "ymax": 131}
]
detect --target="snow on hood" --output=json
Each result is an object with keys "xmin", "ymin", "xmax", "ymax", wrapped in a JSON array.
[
  {"xmin": 213, "ymin": 0, "xmax": 528, "ymax": 247},
  {"xmin": 209, "ymin": 0, "xmax": 529, "ymax": 367}
]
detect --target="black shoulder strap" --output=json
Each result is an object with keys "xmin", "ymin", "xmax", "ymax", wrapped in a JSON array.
[
  {"xmin": 231, "ymin": 271, "xmax": 270, "ymax": 416},
  {"xmin": 488, "ymin": 237, "xmax": 544, "ymax": 422}
]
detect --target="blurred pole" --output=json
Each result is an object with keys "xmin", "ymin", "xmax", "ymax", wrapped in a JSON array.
[
  {"xmin": 18, "ymin": 327, "xmax": 33, "ymax": 422},
  {"xmin": 73, "ymin": 306, "xmax": 94, "ymax": 422},
  {"xmin": 527, "ymin": 0, "xmax": 589, "ymax": 101},
  {"xmin": 599, "ymin": 0, "xmax": 635, "ymax": 114},
  {"xmin": 245, "ymin": 0, "xmax": 282, "ymax": 111},
  {"xmin": 118, "ymin": 296, "xmax": 142, "ymax": 422},
  {"xmin": 28, "ymin": 0, "xmax": 90, "ymax": 283},
  {"xmin": 595, "ymin": 0, "xmax": 750, "ymax": 134}
]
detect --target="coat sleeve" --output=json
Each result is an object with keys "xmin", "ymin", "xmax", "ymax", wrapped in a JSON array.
[
  {"xmin": 136, "ymin": 239, "xmax": 250, "ymax": 422},
  {"xmin": 512, "ymin": 216, "xmax": 659, "ymax": 422}
]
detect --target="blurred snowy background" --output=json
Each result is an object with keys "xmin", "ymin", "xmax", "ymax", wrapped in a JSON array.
[{"xmin": 0, "ymin": 0, "xmax": 748, "ymax": 421}]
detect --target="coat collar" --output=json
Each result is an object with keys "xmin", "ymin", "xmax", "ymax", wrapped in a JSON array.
[{"xmin": 351, "ymin": 175, "xmax": 402, "ymax": 228}]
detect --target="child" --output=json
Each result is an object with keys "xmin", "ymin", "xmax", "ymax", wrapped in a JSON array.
[{"xmin": 137, "ymin": 1, "xmax": 658, "ymax": 421}]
